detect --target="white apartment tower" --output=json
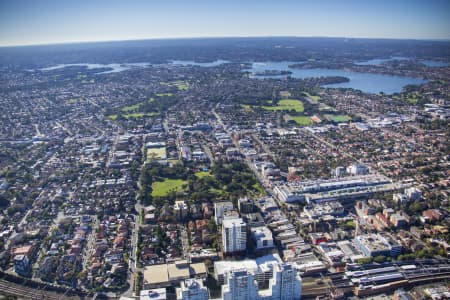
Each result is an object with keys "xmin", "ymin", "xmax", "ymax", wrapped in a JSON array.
[
  {"xmin": 222, "ymin": 218, "xmax": 247, "ymax": 254},
  {"xmin": 221, "ymin": 262, "xmax": 302, "ymax": 300},
  {"xmin": 346, "ymin": 163, "xmax": 369, "ymax": 176},
  {"xmin": 214, "ymin": 201, "xmax": 234, "ymax": 225},
  {"xmin": 222, "ymin": 269, "xmax": 259, "ymax": 300},
  {"xmin": 278, "ymin": 263, "xmax": 302, "ymax": 300}
]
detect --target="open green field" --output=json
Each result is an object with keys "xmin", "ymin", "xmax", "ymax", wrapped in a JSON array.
[
  {"xmin": 161, "ymin": 80, "xmax": 189, "ymax": 90},
  {"xmin": 121, "ymin": 103, "xmax": 142, "ymax": 112},
  {"xmin": 173, "ymin": 81, "xmax": 189, "ymax": 90},
  {"xmin": 286, "ymin": 115, "xmax": 313, "ymax": 126},
  {"xmin": 324, "ymin": 114, "xmax": 352, "ymax": 123},
  {"xmin": 152, "ymin": 178, "xmax": 186, "ymax": 197},
  {"xmin": 241, "ymin": 105, "xmax": 253, "ymax": 112},
  {"xmin": 81, "ymin": 79, "xmax": 95, "ymax": 84},
  {"xmin": 195, "ymin": 171, "xmax": 212, "ymax": 179},
  {"xmin": 262, "ymin": 99, "xmax": 304, "ymax": 112},
  {"xmin": 109, "ymin": 93, "xmax": 174, "ymax": 120},
  {"xmin": 241, "ymin": 100, "xmax": 273, "ymax": 110},
  {"xmin": 147, "ymin": 147, "xmax": 167, "ymax": 161},
  {"xmin": 109, "ymin": 112, "xmax": 160, "ymax": 120},
  {"xmin": 303, "ymin": 92, "xmax": 321, "ymax": 101},
  {"xmin": 66, "ymin": 98, "xmax": 82, "ymax": 104},
  {"xmin": 124, "ymin": 112, "xmax": 160, "ymax": 119}
]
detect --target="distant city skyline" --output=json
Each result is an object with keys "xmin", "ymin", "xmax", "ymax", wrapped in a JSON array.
[{"xmin": 1, "ymin": 0, "xmax": 449, "ymax": 47}]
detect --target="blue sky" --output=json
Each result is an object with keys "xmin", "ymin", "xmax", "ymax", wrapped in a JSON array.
[{"xmin": 0, "ymin": 0, "xmax": 449, "ymax": 46}]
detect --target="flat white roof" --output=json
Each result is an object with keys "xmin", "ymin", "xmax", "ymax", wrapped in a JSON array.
[
  {"xmin": 140, "ymin": 288, "xmax": 167, "ymax": 300},
  {"xmin": 215, "ymin": 260, "xmax": 258, "ymax": 275}
]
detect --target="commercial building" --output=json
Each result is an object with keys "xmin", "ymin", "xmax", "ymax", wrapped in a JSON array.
[
  {"xmin": 143, "ymin": 260, "xmax": 207, "ymax": 289},
  {"xmin": 251, "ymin": 226, "xmax": 274, "ymax": 253},
  {"xmin": 303, "ymin": 202, "xmax": 344, "ymax": 219},
  {"xmin": 273, "ymin": 185, "xmax": 305, "ymax": 203},
  {"xmin": 222, "ymin": 218, "xmax": 247, "ymax": 255},
  {"xmin": 275, "ymin": 175, "xmax": 395, "ymax": 204},
  {"xmin": 354, "ymin": 234, "xmax": 402, "ymax": 257},
  {"xmin": 317, "ymin": 243, "xmax": 345, "ymax": 266},
  {"xmin": 336, "ymin": 240, "xmax": 365, "ymax": 262},
  {"xmin": 242, "ymin": 212, "xmax": 265, "ymax": 228},
  {"xmin": 143, "ymin": 264, "xmax": 169, "ymax": 288}
]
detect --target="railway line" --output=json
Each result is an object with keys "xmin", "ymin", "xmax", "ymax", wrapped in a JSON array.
[
  {"xmin": 0, "ymin": 279, "xmax": 82, "ymax": 300},
  {"xmin": 302, "ymin": 261, "xmax": 450, "ymax": 298}
]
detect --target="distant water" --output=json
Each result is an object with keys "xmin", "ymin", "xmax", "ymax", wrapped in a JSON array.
[
  {"xmin": 40, "ymin": 62, "xmax": 152, "ymax": 74},
  {"xmin": 355, "ymin": 57, "xmax": 449, "ymax": 68},
  {"xmin": 170, "ymin": 60, "xmax": 229, "ymax": 67},
  {"xmin": 249, "ymin": 61, "xmax": 303, "ymax": 71},
  {"xmin": 322, "ymin": 71, "xmax": 426, "ymax": 94},
  {"xmin": 39, "ymin": 60, "xmax": 230, "ymax": 74},
  {"xmin": 421, "ymin": 60, "xmax": 449, "ymax": 67},
  {"xmin": 354, "ymin": 56, "xmax": 409, "ymax": 66},
  {"xmin": 39, "ymin": 60, "xmax": 428, "ymax": 94},
  {"xmin": 246, "ymin": 61, "xmax": 427, "ymax": 94}
]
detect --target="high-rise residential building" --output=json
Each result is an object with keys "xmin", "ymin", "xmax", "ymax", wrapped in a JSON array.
[
  {"xmin": 176, "ymin": 279, "xmax": 209, "ymax": 300},
  {"xmin": 220, "ymin": 262, "xmax": 302, "ymax": 300},
  {"xmin": 174, "ymin": 200, "xmax": 188, "ymax": 220},
  {"xmin": 14, "ymin": 255, "xmax": 30, "ymax": 276},
  {"xmin": 238, "ymin": 197, "xmax": 256, "ymax": 214},
  {"xmin": 258, "ymin": 263, "xmax": 302, "ymax": 300},
  {"xmin": 333, "ymin": 166, "xmax": 346, "ymax": 178},
  {"xmin": 214, "ymin": 201, "xmax": 234, "ymax": 224},
  {"xmin": 404, "ymin": 187, "xmax": 422, "ymax": 201},
  {"xmin": 222, "ymin": 269, "xmax": 259, "ymax": 300},
  {"xmin": 277, "ymin": 263, "xmax": 302, "ymax": 300},
  {"xmin": 222, "ymin": 218, "xmax": 247, "ymax": 255},
  {"xmin": 346, "ymin": 163, "xmax": 369, "ymax": 176}
]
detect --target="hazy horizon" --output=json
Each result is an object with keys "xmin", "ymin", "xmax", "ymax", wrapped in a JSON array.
[
  {"xmin": 2, "ymin": 35, "xmax": 450, "ymax": 49},
  {"xmin": 1, "ymin": 0, "xmax": 449, "ymax": 47}
]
